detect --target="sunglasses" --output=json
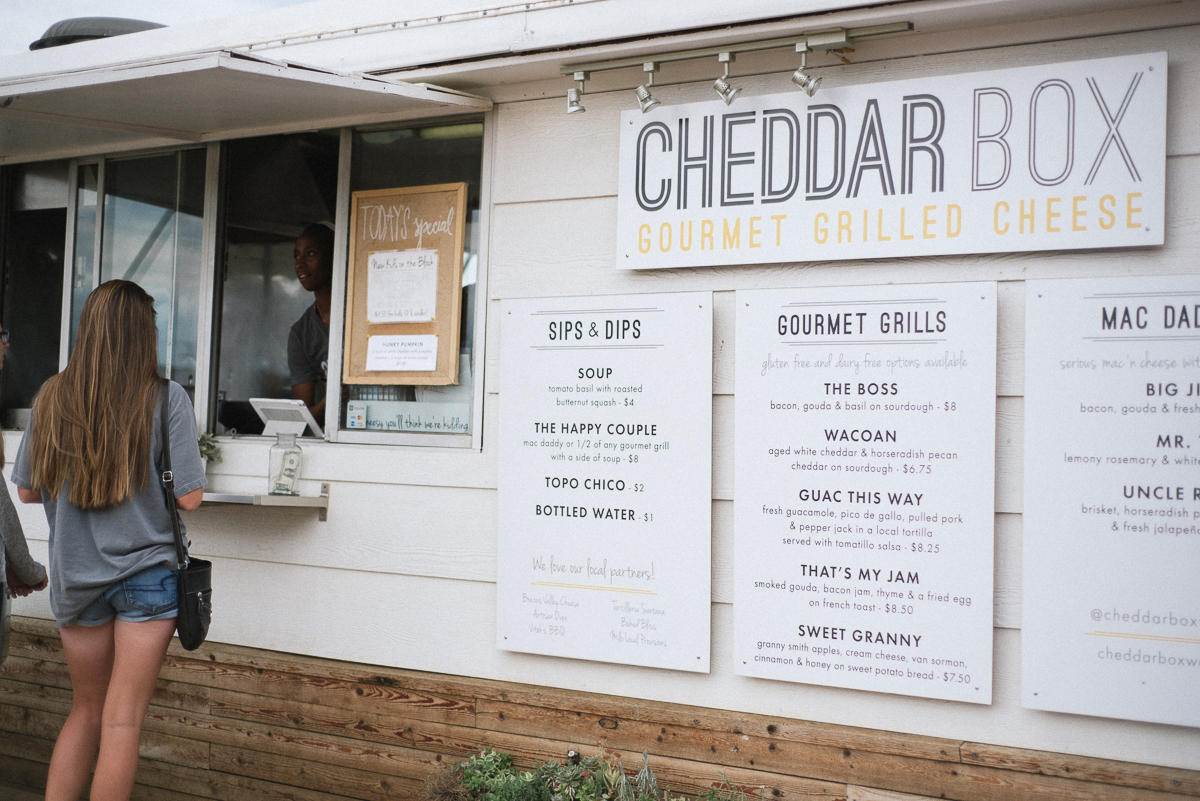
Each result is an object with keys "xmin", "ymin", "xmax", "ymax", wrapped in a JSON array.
[{"xmin": 0, "ymin": 329, "xmax": 8, "ymax": 345}]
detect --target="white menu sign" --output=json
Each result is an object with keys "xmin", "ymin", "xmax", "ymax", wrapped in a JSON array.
[
  {"xmin": 1023, "ymin": 276, "xmax": 1200, "ymax": 727},
  {"xmin": 498, "ymin": 293, "xmax": 712, "ymax": 672},
  {"xmin": 734, "ymin": 282, "xmax": 996, "ymax": 702},
  {"xmin": 365, "ymin": 334, "xmax": 438, "ymax": 371},
  {"xmin": 367, "ymin": 248, "xmax": 438, "ymax": 323}
]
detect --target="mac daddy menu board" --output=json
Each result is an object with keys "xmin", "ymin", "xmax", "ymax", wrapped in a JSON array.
[
  {"xmin": 734, "ymin": 282, "xmax": 996, "ymax": 702},
  {"xmin": 497, "ymin": 293, "xmax": 712, "ymax": 672},
  {"xmin": 1023, "ymin": 276, "xmax": 1200, "ymax": 727}
]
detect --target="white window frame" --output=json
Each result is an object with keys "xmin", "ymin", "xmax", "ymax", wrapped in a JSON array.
[
  {"xmin": 58, "ymin": 145, "xmax": 221, "ymax": 433},
  {"xmin": 193, "ymin": 142, "xmax": 222, "ymax": 431},
  {"xmin": 58, "ymin": 156, "xmax": 104, "ymax": 370},
  {"xmin": 325, "ymin": 112, "xmax": 493, "ymax": 451}
]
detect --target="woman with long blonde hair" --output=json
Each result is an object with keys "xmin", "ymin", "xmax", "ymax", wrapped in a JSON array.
[{"xmin": 11, "ymin": 280, "xmax": 206, "ymax": 801}]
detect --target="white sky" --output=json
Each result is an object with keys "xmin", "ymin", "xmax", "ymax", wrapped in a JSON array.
[{"xmin": 0, "ymin": 0, "xmax": 311, "ymax": 57}]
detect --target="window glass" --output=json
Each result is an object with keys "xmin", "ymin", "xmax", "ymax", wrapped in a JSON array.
[
  {"xmin": 100, "ymin": 150, "xmax": 206, "ymax": 395},
  {"xmin": 344, "ymin": 121, "xmax": 483, "ymax": 436},
  {"xmin": 1, "ymin": 160, "xmax": 67, "ymax": 425},
  {"xmin": 212, "ymin": 131, "xmax": 339, "ymax": 435},
  {"xmin": 69, "ymin": 163, "xmax": 99, "ymax": 349}
]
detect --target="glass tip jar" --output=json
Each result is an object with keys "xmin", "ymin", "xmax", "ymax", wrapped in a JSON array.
[{"xmin": 268, "ymin": 432, "xmax": 303, "ymax": 495}]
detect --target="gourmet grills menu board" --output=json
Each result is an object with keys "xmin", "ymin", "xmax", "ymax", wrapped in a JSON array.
[
  {"xmin": 1023, "ymin": 276, "xmax": 1200, "ymax": 727},
  {"xmin": 734, "ymin": 282, "xmax": 996, "ymax": 702},
  {"xmin": 498, "ymin": 293, "xmax": 712, "ymax": 672}
]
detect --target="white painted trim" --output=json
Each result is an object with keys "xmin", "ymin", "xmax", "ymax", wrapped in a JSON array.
[
  {"xmin": 92, "ymin": 159, "xmax": 104, "ymax": 296},
  {"xmin": 193, "ymin": 142, "xmax": 221, "ymax": 432},
  {"xmin": 239, "ymin": 0, "xmax": 607, "ymax": 54},
  {"xmin": 0, "ymin": 50, "xmax": 491, "ymax": 110},
  {"xmin": 324, "ymin": 127, "xmax": 353, "ymax": 443},
  {"xmin": 58, "ymin": 160, "xmax": 78, "ymax": 371},
  {"xmin": 0, "ymin": 50, "xmax": 492, "ymax": 166},
  {"xmin": 470, "ymin": 108, "xmax": 497, "ymax": 452},
  {"xmin": 58, "ymin": 157, "xmax": 104, "ymax": 368}
]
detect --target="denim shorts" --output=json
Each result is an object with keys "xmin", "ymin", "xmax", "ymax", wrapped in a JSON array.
[{"xmin": 76, "ymin": 563, "xmax": 179, "ymax": 626}]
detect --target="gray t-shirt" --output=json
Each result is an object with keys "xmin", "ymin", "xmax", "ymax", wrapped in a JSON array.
[
  {"xmin": 10, "ymin": 381, "xmax": 207, "ymax": 627},
  {"xmin": 0, "ymin": 482, "xmax": 47, "ymax": 590},
  {"xmin": 287, "ymin": 302, "xmax": 328, "ymax": 388}
]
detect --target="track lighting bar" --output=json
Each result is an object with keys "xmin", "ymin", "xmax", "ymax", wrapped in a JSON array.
[{"xmin": 557, "ymin": 22, "xmax": 910, "ymax": 76}]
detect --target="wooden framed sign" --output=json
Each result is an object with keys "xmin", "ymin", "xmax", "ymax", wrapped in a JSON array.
[{"xmin": 344, "ymin": 183, "xmax": 467, "ymax": 385}]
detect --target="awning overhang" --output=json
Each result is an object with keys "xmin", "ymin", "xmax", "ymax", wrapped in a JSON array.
[{"xmin": 0, "ymin": 49, "xmax": 492, "ymax": 163}]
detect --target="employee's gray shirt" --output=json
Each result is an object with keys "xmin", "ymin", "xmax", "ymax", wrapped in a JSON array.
[
  {"xmin": 287, "ymin": 302, "xmax": 329, "ymax": 388},
  {"xmin": 11, "ymin": 382, "xmax": 207, "ymax": 627}
]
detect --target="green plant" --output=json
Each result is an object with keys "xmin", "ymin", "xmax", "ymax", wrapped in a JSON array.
[
  {"xmin": 695, "ymin": 773, "xmax": 765, "ymax": 801},
  {"xmin": 197, "ymin": 431, "xmax": 222, "ymax": 463},
  {"xmin": 539, "ymin": 752, "xmax": 612, "ymax": 801},
  {"xmin": 424, "ymin": 748, "xmax": 695, "ymax": 801},
  {"xmin": 452, "ymin": 750, "xmax": 551, "ymax": 801},
  {"xmin": 633, "ymin": 751, "xmax": 660, "ymax": 801}
]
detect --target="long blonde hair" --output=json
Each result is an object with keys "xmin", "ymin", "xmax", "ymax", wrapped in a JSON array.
[{"xmin": 27, "ymin": 280, "xmax": 162, "ymax": 509}]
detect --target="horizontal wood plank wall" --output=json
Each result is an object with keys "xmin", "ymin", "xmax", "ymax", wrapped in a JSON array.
[{"xmin": 2, "ymin": 617, "xmax": 1198, "ymax": 801}]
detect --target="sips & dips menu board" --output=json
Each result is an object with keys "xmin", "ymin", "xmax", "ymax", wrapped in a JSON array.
[{"xmin": 497, "ymin": 292, "xmax": 712, "ymax": 672}]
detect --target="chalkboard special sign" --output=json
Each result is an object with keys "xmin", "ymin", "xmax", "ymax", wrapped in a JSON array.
[{"xmin": 344, "ymin": 183, "xmax": 467, "ymax": 385}]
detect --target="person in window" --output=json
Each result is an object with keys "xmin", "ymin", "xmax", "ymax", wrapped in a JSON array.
[{"xmin": 289, "ymin": 222, "xmax": 334, "ymax": 423}]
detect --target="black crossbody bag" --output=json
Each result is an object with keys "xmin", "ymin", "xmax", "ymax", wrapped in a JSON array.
[{"xmin": 160, "ymin": 381, "xmax": 212, "ymax": 651}]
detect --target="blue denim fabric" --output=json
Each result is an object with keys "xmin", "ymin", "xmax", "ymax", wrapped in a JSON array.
[{"xmin": 75, "ymin": 563, "xmax": 178, "ymax": 626}]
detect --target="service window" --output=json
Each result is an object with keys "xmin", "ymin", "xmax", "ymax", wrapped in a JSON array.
[
  {"xmin": 7, "ymin": 118, "xmax": 487, "ymax": 448},
  {"xmin": 209, "ymin": 121, "xmax": 484, "ymax": 445},
  {"xmin": 337, "ymin": 120, "xmax": 484, "ymax": 443},
  {"xmin": 210, "ymin": 130, "xmax": 340, "ymax": 435}
]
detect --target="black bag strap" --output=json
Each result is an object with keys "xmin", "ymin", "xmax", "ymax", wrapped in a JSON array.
[{"xmin": 159, "ymin": 379, "xmax": 188, "ymax": 570}]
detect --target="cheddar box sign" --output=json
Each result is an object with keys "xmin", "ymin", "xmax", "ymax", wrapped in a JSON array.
[{"xmin": 616, "ymin": 52, "xmax": 1166, "ymax": 269}]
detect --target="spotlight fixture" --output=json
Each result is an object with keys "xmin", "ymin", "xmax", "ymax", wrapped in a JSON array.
[
  {"xmin": 567, "ymin": 70, "xmax": 588, "ymax": 114},
  {"xmin": 712, "ymin": 52, "xmax": 741, "ymax": 105},
  {"xmin": 791, "ymin": 44, "xmax": 821, "ymax": 97},
  {"xmin": 634, "ymin": 62, "xmax": 661, "ymax": 113},
  {"xmin": 558, "ymin": 23, "xmax": 912, "ymax": 115}
]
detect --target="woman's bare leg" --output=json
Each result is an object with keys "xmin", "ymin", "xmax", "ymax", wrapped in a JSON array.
[
  {"xmin": 88, "ymin": 617, "xmax": 176, "ymax": 801},
  {"xmin": 46, "ymin": 621, "xmax": 115, "ymax": 801}
]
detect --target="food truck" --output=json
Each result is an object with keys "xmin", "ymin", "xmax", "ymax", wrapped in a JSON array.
[{"xmin": 1, "ymin": 0, "xmax": 1197, "ymax": 798}]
